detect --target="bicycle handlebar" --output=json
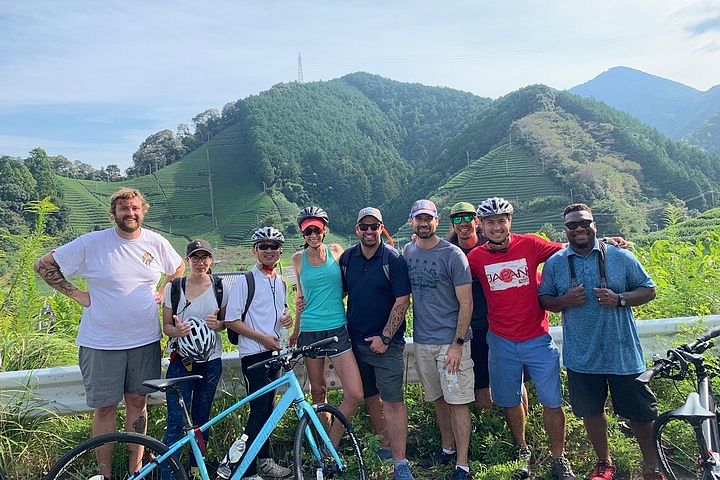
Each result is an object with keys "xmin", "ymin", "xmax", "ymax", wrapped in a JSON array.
[
  {"xmin": 247, "ymin": 336, "xmax": 339, "ymax": 372},
  {"xmin": 636, "ymin": 325, "xmax": 720, "ymax": 383}
]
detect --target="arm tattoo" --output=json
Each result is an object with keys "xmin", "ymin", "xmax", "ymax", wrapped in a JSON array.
[
  {"xmin": 33, "ymin": 257, "xmax": 79, "ymax": 297},
  {"xmin": 382, "ymin": 303, "xmax": 408, "ymax": 338}
]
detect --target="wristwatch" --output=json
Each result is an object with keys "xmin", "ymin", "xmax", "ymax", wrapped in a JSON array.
[
  {"xmin": 455, "ymin": 337, "xmax": 465, "ymax": 346},
  {"xmin": 617, "ymin": 294, "xmax": 627, "ymax": 307},
  {"xmin": 380, "ymin": 334, "xmax": 392, "ymax": 345}
]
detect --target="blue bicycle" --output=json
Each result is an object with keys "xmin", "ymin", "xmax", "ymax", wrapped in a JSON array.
[{"xmin": 43, "ymin": 337, "xmax": 367, "ymax": 480}]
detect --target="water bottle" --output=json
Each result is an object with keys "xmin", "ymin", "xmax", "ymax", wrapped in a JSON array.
[
  {"xmin": 442, "ymin": 355, "xmax": 460, "ymax": 394},
  {"xmin": 216, "ymin": 433, "xmax": 248, "ymax": 479},
  {"xmin": 279, "ymin": 325, "xmax": 290, "ymax": 348}
]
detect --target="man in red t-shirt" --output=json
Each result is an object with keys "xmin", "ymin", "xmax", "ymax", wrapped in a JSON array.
[{"xmin": 466, "ymin": 197, "xmax": 574, "ymax": 480}]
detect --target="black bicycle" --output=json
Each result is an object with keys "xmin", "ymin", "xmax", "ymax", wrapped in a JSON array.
[{"xmin": 637, "ymin": 325, "xmax": 720, "ymax": 480}]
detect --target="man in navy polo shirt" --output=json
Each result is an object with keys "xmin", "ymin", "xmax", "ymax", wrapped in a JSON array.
[{"xmin": 343, "ymin": 207, "xmax": 414, "ymax": 480}]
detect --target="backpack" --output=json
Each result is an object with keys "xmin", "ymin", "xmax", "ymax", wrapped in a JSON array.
[
  {"xmin": 227, "ymin": 271, "xmax": 288, "ymax": 346},
  {"xmin": 170, "ymin": 274, "xmax": 224, "ymax": 328},
  {"xmin": 339, "ymin": 243, "xmax": 391, "ymax": 283}
]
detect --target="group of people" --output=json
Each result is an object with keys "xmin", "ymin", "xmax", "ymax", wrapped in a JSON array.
[{"xmin": 33, "ymin": 186, "xmax": 663, "ymax": 480}]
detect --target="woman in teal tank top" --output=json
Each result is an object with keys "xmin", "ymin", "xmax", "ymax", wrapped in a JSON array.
[{"xmin": 291, "ymin": 207, "xmax": 363, "ymax": 446}]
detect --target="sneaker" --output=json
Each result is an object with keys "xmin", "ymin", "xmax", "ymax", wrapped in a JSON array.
[
  {"xmin": 515, "ymin": 446, "xmax": 532, "ymax": 479},
  {"xmin": 259, "ymin": 458, "xmax": 291, "ymax": 478},
  {"xmin": 642, "ymin": 470, "xmax": 667, "ymax": 480},
  {"xmin": 449, "ymin": 467, "xmax": 470, "ymax": 480},
  {"xmin": 589, "ymin": 460, "xmax": 616, "ymax": 480},
  {"xmin": 377, "ymin": 446, "xmax": 394, "ymax": 463},
  {"xmin": 418, "ymin": 448, "xmax": 456, "ymax": 468},
  {"xmin": 393, "ymin": 462, "xmax": 415, "ymax": 480},
  {"xmin": 550, "ymin": 456, "xmax": 577, "ymax": 480}
]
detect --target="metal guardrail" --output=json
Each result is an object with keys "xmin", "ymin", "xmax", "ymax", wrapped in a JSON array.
[{"xmin": 1, "ymin": 316, "xmax": 718, "ymax": 418}]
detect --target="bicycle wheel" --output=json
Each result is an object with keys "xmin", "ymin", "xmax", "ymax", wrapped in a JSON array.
[
  {"xmin": 44, "ymin": 432, "xmax": 188, "ymax": 480},
  {"xmin": 654, "ymin": 411, "xmax": 707, "ymax": 480},
  {"xmin": 293, "ymin": 403, "xmax": 367, "ymax": 479}
]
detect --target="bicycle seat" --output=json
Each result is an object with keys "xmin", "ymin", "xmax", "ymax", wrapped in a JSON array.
[
  {"xmin": 143, "ymin": 376, "xmax": 204, "ymax": 391},
  {"xmin": 669, "ymin": 392, "xmax": 716, "ymax": 422}
]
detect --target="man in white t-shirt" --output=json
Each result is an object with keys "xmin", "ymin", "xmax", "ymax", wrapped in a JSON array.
[
  {"xmin": 33, "ymin": 188, "xmax": 184, "ymax": 474},
  {"xmin": 224, "ymin": 226, "xmax": 293, "ymax": 480}
]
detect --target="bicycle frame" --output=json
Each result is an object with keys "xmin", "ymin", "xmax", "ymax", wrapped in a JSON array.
[
  {"xmin": 691, "ymin": 354, "xmax": 720, "ymax": 474},
  {"xmin": 130, "ymin": 367, "xmax": 343, "ymax": 480}
]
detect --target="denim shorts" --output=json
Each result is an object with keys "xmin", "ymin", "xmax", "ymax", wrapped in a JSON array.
[{"xmin": 487, "ymin": 331, "xmax": 562, "ymax": 408}]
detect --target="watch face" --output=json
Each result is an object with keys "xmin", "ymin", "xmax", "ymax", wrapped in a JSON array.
[{"xmin": 381, "ymin": 335, "xmax": 391, "ymax": 345}]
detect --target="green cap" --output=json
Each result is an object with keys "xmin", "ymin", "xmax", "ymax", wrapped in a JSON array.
[{"xmin": 450, "ymin": 202, "xmax": 476, "ymax": 217}]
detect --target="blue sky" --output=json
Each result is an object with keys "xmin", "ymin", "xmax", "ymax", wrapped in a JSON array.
[{"xmin": 1, "ymin": 0, "xmax": 719, "ymax": 170}]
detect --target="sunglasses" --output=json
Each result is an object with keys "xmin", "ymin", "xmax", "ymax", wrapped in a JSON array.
[
  {"xmin": 302, "ymin": 226, "xmax": 323, "ymax": 236},
  {"xmin": 451, "ymin": 214, "xmax": 476, "ymax": 225},
  {"xmin": 358, "ymin": 223, "xmax": 382, "ymax": 231},
  {"xmin": 564, "ymin": 219, "xmax": 594, "ymax": 230},
  {"xmin": 256, "ymin": 243, "xmax": 281, "ymax": 250}
]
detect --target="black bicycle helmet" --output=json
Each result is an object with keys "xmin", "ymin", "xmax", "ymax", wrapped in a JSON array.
[
  {"xmin": 176, "ymin": 316, "xmax": 216, "ymax": 363},
  {"xmin": 476, "ymin": 197, "xmax": 514, "ymax": 218},
  {"xmin": 297, "ymin": 206, "xmax": 329, "ymax": 227},
  {"xmin": 251, "ymin": 226, "xmax": 285, "ymax": 244}
]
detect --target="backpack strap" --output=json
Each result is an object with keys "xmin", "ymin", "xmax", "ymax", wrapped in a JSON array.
[
  {"xmin": 241, "ymin": 271, "xmax": 255, "ymax": 322},
  {"xmin": 567, "ymin": 242, "xmax": 608, "ymax": 288},
  {"xmin": 170, "ymin": 277, "xmax": 188, "ymax": 325},
  {"xmin": 339, "ymin": 244, "xmax": 356, "ymax": 280},
  {"xmin": 210, "ymin": 274, "xmax": 224, "ymax": 320},
  {"xmin": 381, "ymin": 243, "xmax": 390, "ymax": 282}
]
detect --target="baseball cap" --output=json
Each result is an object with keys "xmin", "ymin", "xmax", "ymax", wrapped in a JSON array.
[
  {"xmin": 187, "ymin": 239, "xmax": 213, "ymax": 257},
  {"xmin": 450, "ymin": 202, "xmax": 476, "ymax": 217},
  {"xmin": 410, "ymin": 199, "xmax": 438, "ymax": 218},
  {"xmin": 357, "ymin": 207, "xmax": 383, "ymax": 223}
]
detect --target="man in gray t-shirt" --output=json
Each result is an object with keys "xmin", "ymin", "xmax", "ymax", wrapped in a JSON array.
[{"xmin": 403, "ymin": 199, "xmax": 474, "ymax": 480}]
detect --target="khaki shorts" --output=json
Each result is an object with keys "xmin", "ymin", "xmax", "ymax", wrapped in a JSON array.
[{"xmin": 414, "ymin": 342, "xmax": 474, "ymax": 404}]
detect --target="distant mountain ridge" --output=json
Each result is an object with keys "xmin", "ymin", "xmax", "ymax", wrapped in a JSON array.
[
  {"xmin": 56, "ymin": 73, "xmax": 720, "ymax": 245},
  {"xmin": 569, "ymin": 66, "xmax": 720, "ymax": 152}
]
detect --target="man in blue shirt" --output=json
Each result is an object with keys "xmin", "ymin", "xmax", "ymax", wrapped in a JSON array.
[
  {"xmin": 539, "ymin": 203, "xmax": 662, "ymax": 480},
  {"xmin": 343, "ymin": 207, "xmax": 414, "ymax": 480}
]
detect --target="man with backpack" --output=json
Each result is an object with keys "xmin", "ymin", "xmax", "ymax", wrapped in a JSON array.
[
  {"xmin": 224, "ymin": 227, "xmax": 292, "ymax": 480},
  {"xmin": 539, "ymin": 204, "xmax": 662, "ymax": 480},
  {"xmin": 341, "ymin": 207, "xmax": 414, "ymax": 480}
]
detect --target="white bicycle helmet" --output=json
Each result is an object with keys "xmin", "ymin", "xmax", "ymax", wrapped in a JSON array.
[
  {"xmin": 476, "ymin": 197, "xmax": 514, "ymax": 217},
  {"xmin": 252, "ymin": 226, "xmax": 285, "ymax": 244},
  {"xmin": 297, "ymin": 206, "xmax": 329, "ymax": 227},
  {"xmin": 176, "ymin": 316, "xmax": 216, "ymax": 363}
]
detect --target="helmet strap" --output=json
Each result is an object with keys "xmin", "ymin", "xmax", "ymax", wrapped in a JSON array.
[{"xmin": 259, "ymin": 263, "xmax": 276, "ymax": 274}]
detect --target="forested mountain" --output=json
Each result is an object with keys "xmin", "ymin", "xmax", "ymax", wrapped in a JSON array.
[
  {"xmin": 570, "ymin": 66, "xmax": 720, "ymax": 153},
  {"xmin": 44, "ymin": 73, "xmax": 720, "ymax": 244}
]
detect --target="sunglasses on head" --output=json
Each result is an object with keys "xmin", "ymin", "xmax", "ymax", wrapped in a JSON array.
[
  {"xmin": 256, "ymin": 243, "xmax": 281, "ymax": 250},
  {"xmin": 358, "ymin": 223, "xmax": 382, "ymax": 231},
  {"xmin": 303, "ymin": 226, "xmax": 323, "ymax": 236},
  {"xmin": 451, "ymin": 214, "xmax": 476, "ymax": 225},
  {"xmin": 564, "ymin": 219, "xmax": 594, "ymax": 230}
]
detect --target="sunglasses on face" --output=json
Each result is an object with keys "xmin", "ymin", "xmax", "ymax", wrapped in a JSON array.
[
  {"xmin": 256, "ymin": 243, "xmax": 281, "ymax": 251},
  {"xmin": 303, "ymin": 227, "xmax": 323, "ymax": 236},
  {"xmin": 564, "ymin": 219, "xmax": 594, "ymax": 230},
  {"xmin": 451, "ymin": 214, "xmax": 476, "ymax": 225},
  {"xmin": 358, "ymin": 223, "xmax": 382, "ymax": 231}
]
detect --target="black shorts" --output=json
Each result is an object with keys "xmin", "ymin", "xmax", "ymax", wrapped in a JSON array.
[
  {"xmin": 470, "ymin": 327, "xmax": 490, "ymax": 390},
  {"xmin": 567, "ymin": 369, "xmax": 658, "ymax": 422},
  {"xmin": 353, "ymin": 343, "xmax": 405, "ymax": 403},
  {"xmin": 297, "ymin": 325, "xmax": 353, "ymax": 358}
]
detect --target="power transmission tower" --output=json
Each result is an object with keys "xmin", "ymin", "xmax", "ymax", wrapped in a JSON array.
[{"xmin": 297, "ymin": 52, "xmax": 304, "ymax": 83}]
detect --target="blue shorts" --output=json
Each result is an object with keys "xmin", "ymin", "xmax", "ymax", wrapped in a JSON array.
[{"xmin": 487, "ymin": 331, "xmax": 562, "ymax": 408}]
